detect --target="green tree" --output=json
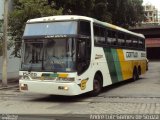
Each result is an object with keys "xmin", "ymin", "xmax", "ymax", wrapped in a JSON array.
[
  {"xmin": 53, "ymin": 0, "xmax": 111, "ymax": 22},
  {"xmin": 9, "ymin": 0, "xmax": 144, "ymax": 57},
  {"xmin": 52, "ymin": 0, "xmax": 144, "ymax": 27},
  {"xmin": 107, "ymin": 0, "xmax": 144, "ymax": 28},
  {"xmin": 53, "ymin": 0, "xmax": 94, "ymax": 16},
  {"xmin": 9, "ymin": 0, "xmax": 62, "ymax": 57},
  {"xmin": 93, "ymin": 0, "xmax": 111, "ymax": 22}
]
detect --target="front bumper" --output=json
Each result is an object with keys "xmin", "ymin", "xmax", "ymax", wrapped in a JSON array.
[{"xmin": 19, "ymin": 80, "xmax": 81, "ymax": 96}]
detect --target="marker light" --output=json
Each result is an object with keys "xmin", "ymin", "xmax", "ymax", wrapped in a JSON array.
[
  {"xmin": 20, "ymin": 84, "xmax": 28, "ymax": 90},
  {"xmin": 64, "ymin": 86, "xmax": 69, "ymax": 90},
  {"xmin": 58, "ymin": 86, "xmax": 69, "ymax": 91}
]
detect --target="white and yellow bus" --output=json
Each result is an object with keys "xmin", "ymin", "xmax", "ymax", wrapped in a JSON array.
[{"xmin": 19, "ymin": 15, "xmax": 148, "ymax": 96}]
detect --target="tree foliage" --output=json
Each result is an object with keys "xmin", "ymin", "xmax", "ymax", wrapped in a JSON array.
[
  {"xmin": 9, "ymin": 0, "xmax": 144, "ymax": 57},
  {"xmin": 9, "ymin": 0, "xmax": 62, "ymax": 57},
  {"xmin": 52, "ymin": 0, "xmax": 144, "ymax": 27},
  {"xmin": 52, "ymin": 0, "xmax": 112, "ymax": 22},
  {"xmin": 107, "ymin": 0, "xmax": 144, "ymax": 28}
]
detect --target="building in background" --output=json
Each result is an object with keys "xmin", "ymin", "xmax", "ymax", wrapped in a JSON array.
[
  {"xmin": 143, "ymin": 3, "xmax": 159, "ymax": 24},
  {"xmin": 131, "ymin": 3, "xmax": 160, "ymax": 60},
  {"xmin": 158, "ymin": 11, "xmax": 160, "ymax": 23},
  {"xmin": 0, "ymin": 0, "xmax": 4, "ymax": 20},
  {"xmin": 0, "ymin": 0, "xmax": 20, "ymax": 80}
]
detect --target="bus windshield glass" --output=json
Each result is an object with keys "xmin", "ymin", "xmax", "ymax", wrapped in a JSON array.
[
  {"xmin": 23, "ymin": 21, "xmax": 78, "ymax": 36},
  {"xmin": 21, "ymin": 38, "xmax": 76, "ymax": 72}
]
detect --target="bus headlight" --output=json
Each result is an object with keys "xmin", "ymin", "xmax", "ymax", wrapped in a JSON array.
[
  {"xmin": 20, "ymin": 83, "xmax": 28, "ymax": 90},
  {"xmin": 58, "ymin": 86, "xmax": 69, "ymax": 91}
]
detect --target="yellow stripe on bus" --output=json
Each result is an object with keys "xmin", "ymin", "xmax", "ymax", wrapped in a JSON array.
[
  {"xmin": 117, "ymin": 49, "xmax": 147, "ymax": 81},
  {"xmin": 117, "ymin": 49, "xmax": 133, "ymax": 80}
]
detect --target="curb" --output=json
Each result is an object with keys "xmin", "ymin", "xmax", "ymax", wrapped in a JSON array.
[
  {"xmin": 0, "ymin": 78, "xmax": 19, "ymax": 90},
  {"xmin": 0, "ymin": 85, "xmax": 19, "ymax": 90}
]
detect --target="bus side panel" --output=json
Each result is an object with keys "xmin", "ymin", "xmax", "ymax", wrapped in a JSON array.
[
  {"xmin": 117, "ymin": 49, "xmax": 147, "ymax": 81},
  {"xmin": 93, "ymin": 47, "xmax": 113, "ymax": 87},
  {"xmin": 140, "ymin": 60, "xmax": 147, "ymax": 74},
  {"xmin": 76, "ymin": 66, "xmax": 95, "ymax": 94},
  {"xmin": 111, "ymin": 49, "xmax": 123, "ymax": 81},
  {"xmin": 75, "ymin": 47, "xmax": 113, "ymax": 93},
  {"xmin": 103, "ymin": 48, "xmax": 124, "ymax": 84},
  {"xmin": 75, "ymin": 46, "xmax": 114, "ymax": 93},
  {"xmin": 92, "ymin": 47, "xmax": 147, "ymax": 89},
  {"xmin": 117, "ymin": 49, "xmax": 133, "ymax": 80}
]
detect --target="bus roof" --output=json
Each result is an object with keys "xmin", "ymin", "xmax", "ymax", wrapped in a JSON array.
[{"xmin": 27, "ymin": 15, "xmax": 145, "ymax": 39}]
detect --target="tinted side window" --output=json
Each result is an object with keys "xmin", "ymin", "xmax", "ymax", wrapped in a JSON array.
[
  {"xmin": 94, "ymin": 25, "xmax": 106, "ymax": 45},
  {"xmin": 132, "ymin": 37, "xmax": 138, "ymax": 48},
  {"xmin": 139, "ymin": 38, "xmax": 145, "ymax": 50},
  {"xmin": 126, "ymin": 35, "xmax": 132, "ymax": 47},
  {"xmin": 117, "ymin": 33, "xmax": 125, "ymax": 46},
  {"xmin": 79, "ymin": 21, "xmax": 91, "ymax": 35},
  {"xmin": 107, "ymin": 30, "xmax": 117, "ymax": 45}
]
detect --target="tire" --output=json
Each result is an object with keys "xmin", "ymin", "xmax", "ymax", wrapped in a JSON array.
[
  {"xmin": 90, "ymin": 76, "xmax": 102, "ymax": 96},
  {"xmin": 132, "ymin": 68, "xmax": 139, "ymax": 81}
]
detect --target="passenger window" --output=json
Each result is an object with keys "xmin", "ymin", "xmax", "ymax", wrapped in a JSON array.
[
  {"xmin": 139, "ymin": 39, "xmax": 145, "ymax": 50},
  {"xmin": 132, "ymin": 37, "xmax": 138, "ymax": 48},
  {"xmin": 126, "ymin": 36, "xmax": 132, "ymax": 47},
  {"xmin": 107, "ymin": 30, "xmax": 117, "ymax": 46},
  {"xmin": 118, "ymin": 33, "xmax": 125, "ymax": 46},
  {"xmin": 79, "ymin": 21, "xmax": 91, "ymax": 35},
  {"xmin": 94, "ymin": 25, "xmax": 106, "ymax": 45}
]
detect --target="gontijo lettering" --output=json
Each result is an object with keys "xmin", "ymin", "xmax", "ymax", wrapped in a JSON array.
[{"xmin": 126, "ymin": 52, "xmax": 138, "ymax": 58}]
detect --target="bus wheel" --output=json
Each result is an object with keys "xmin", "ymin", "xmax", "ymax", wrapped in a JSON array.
[
  {"xmin": 90, "ymin": 76, "xmax": 102, "ymax": 96},
  {"xmin": 132, "ymin": 68, "xmax": 139, "ymax": 81}
]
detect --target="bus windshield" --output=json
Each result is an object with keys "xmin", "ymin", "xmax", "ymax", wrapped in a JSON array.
[
  {"xmin": 23, "ymin": 21, "xmax": 77, "ymax": 37},
  {"xmin": 21, "ymin": 38, "xmax": 76, "ymax": 72}
]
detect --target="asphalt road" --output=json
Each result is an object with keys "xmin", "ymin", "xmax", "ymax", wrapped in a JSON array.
[{"xmin": 0, "ymin": 61, "xmax": 160, "ymax": 119}]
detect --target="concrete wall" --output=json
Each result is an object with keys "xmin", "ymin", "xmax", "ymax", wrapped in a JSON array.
[
  {"xmin": 0, "ymin": 47, "xmax": 20, "ymax": 80},
  {"xmin": 0, "ymin": 0, "xmax": 4, "ymax": 20},
  {"xmin": 0, "ymin": 0, "xmax": 13, "ymax": 20},
  {"xmin": 0, "ymin": 0, "xmax": 18, "ymax": 81}
]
